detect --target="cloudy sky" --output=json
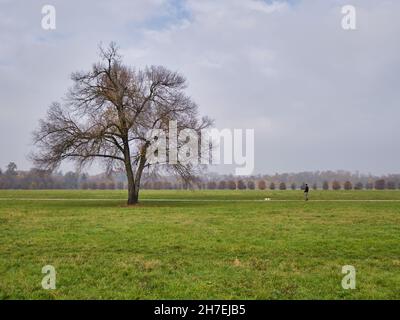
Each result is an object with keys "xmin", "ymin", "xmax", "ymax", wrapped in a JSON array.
[{"xmin": 0, "ymin": 0, "xmax": 399, "ymax": 175}]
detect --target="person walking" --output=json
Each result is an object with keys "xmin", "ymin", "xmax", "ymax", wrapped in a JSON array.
[{"xmin": 304, "ymin": 184, "xmax": 309, "ymax": 201}]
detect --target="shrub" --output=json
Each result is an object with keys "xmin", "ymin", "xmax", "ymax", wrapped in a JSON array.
[
  {"xmin": 228, "ymin": 180, "xmax": 237, "ymax": 190},
  {"xmin": 344, "ymin": 181, "xmax": 353, "ymax": 190},
  {"xmin": 387, "ymin": 181, "xmax": 396, "ymax": 190},
  {"xmin": 332, "ymin": 181, "xmax": 341, "ymax": 190},
  {"xmin": 269, "ymin": 182, "xmax": 276, "ymax": 190},
  {"xmin": 257, "ymin": 180, "xmax": 266, "ymax": 190},
  {"xmin": 237, "ymin": 180, "xmax": 247, "ymax": 190},
  {"xmin": 354, "ymin": 182, "xmax": 363, "ymax": 190},
  {"xmin": 374, "ymin": 179, "xmax": 386, "ymax": 190},
  {"xmin": 207, "ymin": 181, "xmax": 217, "ymax": 190},
  {"xmin": 108, "ymin": 181, "xmax": 116, "ymax": 190},
  {"xmin": 218, "ymin": 181, "xmax": 227, "ymax": 189},
  {"xmin": 247, "ymin": 181, "xmax": 255, "ymax": 190},
  {"xmin": 366, "ymin": 182, "xmax": 374, "ymax": 190},
  {"xmin": 312, "ymin": 183, "xmax": 318, "ymax": 190}
]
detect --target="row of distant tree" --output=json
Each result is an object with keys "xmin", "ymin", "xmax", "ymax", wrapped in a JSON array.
[
  {"xmin": 0, "ymin": 162, "xmax": 399, "ymax": 190},
  {"xmin": 197, "ymin": 179, "xmax": 397, "ymax": 190},
  {"xmin": 0, "ymin": 163, "xmax": 123, "ymax": 190},
  {"xmin": 141, "ymin": 180, "xmax": 397, "ymax": 190}
]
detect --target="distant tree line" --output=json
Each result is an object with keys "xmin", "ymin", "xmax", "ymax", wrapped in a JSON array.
[
  {"xmin": 1, "ymin": 163, "xmax": 399, "ymax": 191},
  {"xmin": 0, "ymin": 162, "xmax": 124, "ymax": 190},
  {"xmin": 195, "ymin": 179, "xmax": 398, "ymax": 190}
]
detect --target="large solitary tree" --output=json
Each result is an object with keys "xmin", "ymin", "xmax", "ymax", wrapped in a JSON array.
[{"xmin": 33, "ymin": 43, "xmax": 212, "ymax": 204}]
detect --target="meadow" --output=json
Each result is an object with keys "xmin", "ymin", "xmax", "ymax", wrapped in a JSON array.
[{"xmin": 0, "ymin": 190, "xmax": 399, "ymax": 299}]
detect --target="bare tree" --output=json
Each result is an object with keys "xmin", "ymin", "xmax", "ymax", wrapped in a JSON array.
[
  {"xmin": 5, "ymin": 162, "xmax": 18, "ymax": 176},
  {"xmin": 32, "ymin": 43, "xmax": 212, "ymax": 204}
]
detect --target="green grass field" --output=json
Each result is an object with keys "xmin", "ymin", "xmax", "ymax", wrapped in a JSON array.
[{"xmin": 1, "ymin": 190, "xmax": 400, "ymax": 299}]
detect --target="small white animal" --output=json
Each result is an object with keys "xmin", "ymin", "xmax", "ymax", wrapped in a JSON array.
[{"xmin": 264, "ymin": 198, "xmax": 271, "ymax": 201}]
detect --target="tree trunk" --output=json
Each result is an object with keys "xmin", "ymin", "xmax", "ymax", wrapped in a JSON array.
[
  {"xmin": 127, "ymin": 181, "xmax": 138, "ymax": 205},
  {"xmin": 125, "ymin": 155, "xmax": 138, "ymax": 205},
  {"xmin": 124, "ymin": 144, "xmax": 147, "ymax": 205},
  {"xmin": 131, "ymin": 153, "xmax": 146, "ymax": 205},
  {"xmin": 125, "ymin": 156, "xmax": 146, "ymax": 205}
]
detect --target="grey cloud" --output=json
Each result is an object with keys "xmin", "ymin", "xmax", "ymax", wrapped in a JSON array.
[{"xmin": 0, "ymin": 0, "xmax": 399, "ymax": 175}]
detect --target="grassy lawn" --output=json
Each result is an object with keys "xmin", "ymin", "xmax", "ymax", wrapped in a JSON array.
[{"xmin": 0, "ymin": 190, "xmax": 399, "ymax": 299}]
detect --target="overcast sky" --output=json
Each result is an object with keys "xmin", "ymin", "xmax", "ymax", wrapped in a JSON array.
[{"xmin": 0, "ymin": 0, "xmax": 399, "ymax": 175}]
